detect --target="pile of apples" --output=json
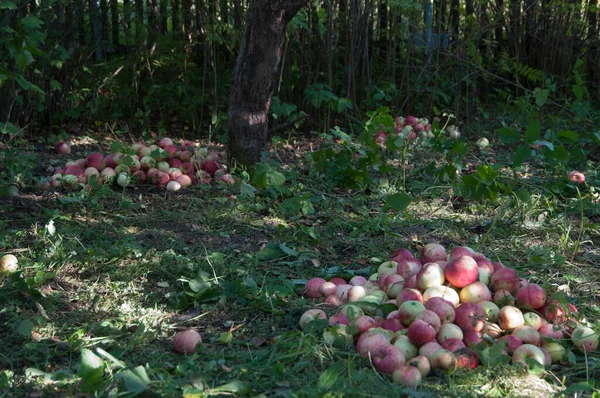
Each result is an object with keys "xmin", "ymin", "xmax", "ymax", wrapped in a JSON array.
[
  {"xmin": 299, "ymin": 243, "xmax": 598, "ymax": 387},
  {"xmin": 45, "ymin": 138, "xmax": 234, "ymax": 192},
  {"xmin": 374, "ymin": 115, "xmax": 433, "ymax": 146}
]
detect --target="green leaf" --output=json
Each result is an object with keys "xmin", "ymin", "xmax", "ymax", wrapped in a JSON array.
[
  {"xmin": 79, "ymin": 349, "xmax": 104, "ymax": 392},
  {"xmin": 524, "ymin": 357, "xmax": 545, "ymax": 375},
  {"xmin": 116, "ymin": 368, "xmax": 149, "ymax": 394},
  {"xmin": 496, "ymin": 127, "xmax": 520, "ymax": 144},
  {"xmin": 278, "ymin": 244, "xmax": 298, "ymax": 257},
  {"xmin": 217, "ymin": 331, "xmax": 233, "ymax": 344},
  {"xmin": 0, "ymin": 1, "xmax": 17, "ymax": 10},
  {"xmin": 572, "ymin": 84, "xmax": 584, "ymax": 101},
  {"xmin": 239, "ymin": 182, "xmax": 256, "ymax": 199},
  {"xmin": 533, "ymin": 87, "xmax": 549, "ymax": 107},
  {"xmin": 210, "ymin": 380, "xmax": 245, "ymax": 393},
  {"xmin": 384, "ymin": 193, "xmax": 411, "ymax": 211},
  {"xmin": 0, "ymin": 184, "xmax": 19, "ymax": 197},
  {"xmin": 21, "ymin": 16, "xmax": 44, "ymax": 29},
  {"xmin": 318, "ymin": 361, "xmax": 344, "ymax": 389},
  {"xmin": 512, "ymin": 145, "xmax": 532, "ymax": 167},
  {"xmin": 557, "ymin": 130, "xmax": 579, "ymax": 143},
  {"xmin": 525, "ymin": 119, "xmax": 541, "ymax": 144},
  {"xmin": 17, "ymin": 319, "xmax": 33, "ymax": 337},
  {"xmin": 189, "ymin": 279, "xmax": 208, "ymax": 293},
  {"xmin": 531, "ymin": 140, "xmax": 554, "ymax": 151}
]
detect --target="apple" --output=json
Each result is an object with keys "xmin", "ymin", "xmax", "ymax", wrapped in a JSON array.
[
  {"xmin": 420, "ymin": 243, "xmax": 447, "ymax": 263},
  {"xmin": 539, "ymin": 346, "xmax": 552, "ymax": 366},
  {"xmin": 100, "ymin": 167, "xmax": 116, "ymax": 183},
  {"xmin": 492, "ymin": 261, "xmax": 504, "ymax": 272},
  {"xmin": 381, "ymin": 318, "xmax": 404, "ymax": 332},
  {"xmin": 407, "ymin": 355, "xmax": 430, "ymax": 377},
  {"xmin": 158, "ymin": 137, "xmax": 173, "ymax": 148},
  {"xmin": 437, "ymin": 323, "xmax": 464, "ymax": 344},
  {"xmin": 324, "ymin": 295, "xmax": 343, "ymax": 307},
  {"xmin": 372, "ymin": 344, "xmax": 406, "ymax": 375},
  {"xmin": 455, "ymin": 347, "xmax": 480, "ymax": 369},
  {"xmin": 512, "ymin": 344, "xmax": 546, "ymax": 369},
  {"xmin": 117, "ymin": 173, "xmax": 131, "ymax": 188},
  {"xmin": 540, "ymin": 300, "xmax": 568, "ymax": 322},
  {"xmin": 440, "ymin": 338, "xmax": 466, "ymax": 352},
  {"xmin": 175, "ymin": 174, "xmax": 192, "ymax": 188},
  {"xmin": 449, "ymin": 246, "xmax": 475, "ymax": 260},
  {"xmin": 454, "ymin": 303, "xmax": 485, "ymax": 332},
  {"xmin": 377, "ymin": 260, "xmax": 398, "ymax": 276},
  {"xmin": 392, "ymin": 334, "xmax": 418, "ymax": 360},
  {"xmin": 140, "ymin": 156, "xmax": 156, "ymax": 170},
  {"xmin": 396, "ymin": 258, "xmax": 422, "ymax": 279},
  {"xmin": 353, "ymin": 315, "xmax": 379, "ymax": 335},
  {"xmin": 459, "ymin": 281, "xmax": 492, "ymax": 303},
  {"xmin": 392, "ymin": 365, "xmax": 422, "ymax": 387},
  {"xmin": 138, "ymin": 146, "xmax": 151, "ymax": 157},
  {"xmin": 163, "ymin": 144, "xmax": 178, "ymax": 158},
  {"xmin": 328, "ymin": 313, "xmax": 349, "ymax": 326},
  {"xmin": 356, "ymin": 331, "xmax": 391, "ymax": 356},
  {"xmin": 329, "ymin": 277, "xmax": 347, "ymax": 285},
  {"xmin": 476, "ymin": 258, "xmax": 494, "ymax": 274},
  {"xmin": 391, "ymin": 248, "xmax": 415, "ymax": 261},
  {"xmin": 319, "ymin": 282, "xmax": 338, "ymax": 297},
  {"xmin": 516, "ymin": 284, "xmax": 547, "ymax": 310},
  {"xmin": 385, "ymin": 274, "xmax": 406, "ymax": 298},
  {"xmin": 512, "ymin": 325, "xmax": 542, "ymax": 346},
  {"xmin": 429, "ymin": 349, "xmax": 457, "ymax": 370},
  {"xmin": 322, "ymin": 325, "xmax": 352, "ymax": 347},
  {"xmin": 407, "ymin": 320, "xmax": 437, "ymax": 347},
  {"xmin": 173, "ymin": 330, "xmax": 202, "ymax": 354},
  {"xmin": 423, "ymin": 285, "xmax": 460, "ymax": 307},
  {"xmin": 481, "ymin": 322, "xmax": 503, "ymax": 339},
  {"xmin": 478, "ymin": 301, "xmax": 500, "ymax": 322},
  {"xmin": 424, "ymin": 297, "xmax": 456, "ymax": 324},
  {"xmin": 396, "ymin": 288, "xmax": 423, "ymax": 305},
  {"xmin": 335, "ymin": 284, "xmax": 353, "ymax": 301},
  {"xmin": 347, "ymin": 285, "xmax": 368, "ymax": 302},
  {"xmin": 490, "ymin": 267, "xmax": 520, "ymax": 294},
  {"xmin": 203, "ymin": 160, "xmax": 221, "ymax": 176},
  {"xmin": 397, "ymin": 301, "xmax": 426, "ymax": 326},
  {"xmin": 169, "ymin": 158, "xmax": 183, "ymax": 169},
  {"xmin": 523, "ymin": 312, "xmax": 545, "ymax": 330},
  {"xmin": 299, "ymin": 309, "xmax": 327, "ymax": 329},
  {"xmin": 86, "ymin": 152, "xmax": 106, "ymax": 171},
  {"xmin": 415, "ymin": 310, "xmax": 441, "ymax": 333},
  {"xmin": 416, "ymin": 263, "xmax": 445, "ymax": 290},
  {"xmin": 542, "ymin": 341, "xmax": 566, "ymax": 363},
  {"xmin": 493, "ymin": 289, "xmax": 517, "ymax": 307},
  {"xmin": 349, "ymin": 276, "xmax": 367, "ymax": 286},
  {"xmin": 0, "ymin": 254, "xmax": 18, "ymax": 275},
  {"xmin": 418, "ymin": 341, "xmax": 443, "ymax": 361},
  {"xmin": 498, "ymin": 305, "xmax": 524, "ymax": 332},
  {"xmin": 304, "ymin": 278, "xmax": 326, "ymax": 299},
  {"xmin": 498, "ymin": 335, "xmax": 522, "ymax": 355},
  {"xmin": 445, "ymin": 256, "xmax": 479, "ymax": 288},
  {"xmin": 339, "ymin": 304, "xmax": 364, "ymax": 321},
  {"xmin": 478, "ymin": 268, "xmax": 492, "ymax": 286},
  {"xmin": 571, "ymin": 326, "xmax": 598, "ymax": 352},
  {"xmin": 538, "ymin": 323, "xmax": 563, "ymax": 339},
  {"xmin": 404, "ymin": 275, "xmax": 417, "ymax": 289},
  {"xmin": 463, "ymin": 330, "xmax": 482, "ymax": 346},
  {"xmin": 55, "ymin": 141, "xmax": 71, "ymax": 154}
]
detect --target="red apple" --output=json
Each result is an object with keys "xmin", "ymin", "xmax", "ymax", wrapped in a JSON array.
[
  {"xmin": 516, "ymin": 284, "xmax": 547, "ymax": 310},
  {"xmin": 372, "ymin": 344, "xmax": 406, "ymax": 375},
  {"xmin": 512, "ymin": 325, "xmax": 542, "ymax": 346},
  {"xmin": 539, "ymin": 323, "xmax": 563, "ymax": 339},
  {"xmin": 454, "ymin": 303, "xmax": 485, "ymax": 332},
  {"xmin": 463, "ymin": 330, "xmax": 482, "ymax": 346},
  {"xmin": 407, "ymin": 355, "xmax": 431, "ymax": 377},
  {"xmin": 424, "ymin": 297, "xmax": 456, "ymax": 324},
  {"xmin": 324, "ymin": 295, "xmax": 343, "ymax": 307},
  {"xmin": 349, "ymin": 276, "xmax": 367, "ymax": 286},
  {"xmin": 440, "ymin": 338, "xmax": 466, "ymax": 352},
  {"xmin": 407, "ymin": 320, "xmax": 436, "ymax": 346},
  {"xmin": 396, "ymin": 258, "xmax": 422, "ymax": 279},
  {"xmin": 55, "ymin": 141, "xmax": 71, "ymax": 154},
  {"xmin": 490, "ymin": 267, "xmax": 520, "ymax": 294},
  {"xmin": 299, "ymin": 309, "xmax": 327, "ymax": 329},
  {"xmin": 445, "ymin": 256, "xmax": 479, "ymax": 288},
  {"xmin": 356, "ymin": 331, "xmax": 390, "ymax": 356},
  {"xmin": 391, "ymin": 248, "xmax": 415, "ymax": 261},
  {"xmin": 328, "ymin": 314, "xmax": 349, "ymax": 326},
  {"xmin": 381, "ymin": 318, "xmax": 404, "ymax": 332},
  {"xmin": 459, "ymin": 281, "xmax": 492, "ymax": 303},
  {"xmin": 353, "ymin": 315, "xmax": 379, "ymax": 335},
  {"xmin": 329, "ymin": 277, "xmax": 347, "ymax": 285},
  {"xmin": 493, "ymin": 289, "xmax": 517, "ymax": 307},
  {"xmin": 319, "ymin": 282, "xmax": 338, "ymax": 297},
  {"xmin": 449, "ymin": 246, "xmax": 475, "ymax": 260},
  {"xmin": 392, "ymin": 365, "xmax": 422, "ymax": 387},
  {"xmin": 498, "ymin": 335, "xmax": 522, "ymax": 355},
  {"xmin": 416, "ymin": 263, "xmax": 445, "ymax": 290},
  {"xmin": 396, "ymin": 288, "xmax": 423, "ymax": 305},
  {"xmin": 481, "ymin": 322, "xmax": 503, "ymax": 339},
  {"xmin": 173, "ymin": 330, "xmax": 202, "ymax": 354},
  {"xmin": 418, "ymin": 341, "xmax": 443, "ymax": 361},
  {"xmin": 304, "ymin": 278, "xmax": 326, "ymax": 299},
  {"xmin": 420, "ymin": 243, "xmax": 447, "ymax": 263},
  {"xmin": 415, "ymin": 310, "xmax": 441, "ymax": 333},
  {"xmin": 454, "ymin": 347, "xmax": 480, "ymax": 369}
]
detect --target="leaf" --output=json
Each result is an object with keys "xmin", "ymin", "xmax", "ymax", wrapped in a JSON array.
[
  {"xmin": 384, "ymin": 193, "xmax": 411, "ymax": 211},
  {"xmin": 0, "ymin": 184, "xmax": 19, "ymax": 197},
  {"xmin": 278, "ymin": 244, "xmax": 298, "ymax": 257},
  {"xmin": 21, "ymin": 16, "xmax": 44, "ymax": 29},
  {"xmin": 318, "ymin": 361, "xmax": 344, "ymax": 389},
  {"xmin": 210, "ymin": 380, "xmax": 245, "ymax": 393},
  {"xmin": 0, "ymin": 1, "xmax": 17, "ymax": 9},
  {"xmin": 189, "ymin": 279, "xmax": 208, "ymax": 293},
  {"xmin": 239, "ymin": 182, "xmax": 256, "ymax": 199},
  {"xmin": 524, "ymin": 357, "xmax": 545, "ymax": 375},
  {"xmin": 217, "ymin": 331, "xmax": 233, "ymax": 344},
  {"xmin": 531, "ymin": 140, "xmax": 554, "ymax": 151},
  {"xmin": 512, "ymin": 145, "xmax": 532, "ymax": 167},
  {"xmin": 572, "ymin": 84, "xmax": 584, "ymax": 101},
  {"xmin": 525, "ymin": 119, "xmax": 541, "ymax": 144},
  {"xmin": 496, "ymin": 127, "xmax": 520, "ymax": 144},
  {"xmin": 557, "ymin": 130, "xmax": 579, "ymax": 143},
  {"xmin": 116, "ymin": 368, "xmax": 149, "ymax": 394},
  {"xmin": 17, "ymin": 319, "xmax": 33, "ymax": 337},
  {"xmin": 79, "ymin": 349, "xmax": 105, "ymax": 392}
]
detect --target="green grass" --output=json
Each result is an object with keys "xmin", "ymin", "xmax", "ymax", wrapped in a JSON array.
[{"xmin": 0, "ymin": 132, "xmax": 599, "ymax": 397}]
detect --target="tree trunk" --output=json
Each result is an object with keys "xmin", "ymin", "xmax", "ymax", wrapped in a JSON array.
[
  {"xmin": 172, "ymin": 0, "xmax": 179, "ymax": 33},
  {"xmin": 227, "ymin": 0, "xmax": 310, "ymax": 166},
  {"xmin": 111, "ymin": 0, "xmax": 119, "ymax": 49}
]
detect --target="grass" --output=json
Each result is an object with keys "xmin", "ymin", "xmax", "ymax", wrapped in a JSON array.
[{"xmin": 0, "ymin": 129, "xmax": 599, "ymax": 397}]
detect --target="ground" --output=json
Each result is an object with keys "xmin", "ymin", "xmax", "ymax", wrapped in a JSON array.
[{"xmin": 0, "ymin": 129, "xmax": 598, "ymax": 397}]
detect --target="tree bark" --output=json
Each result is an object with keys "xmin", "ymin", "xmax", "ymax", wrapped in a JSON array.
[{"xmin": 227, "ymin": 0, "xmax": 310, "ymax": 166}]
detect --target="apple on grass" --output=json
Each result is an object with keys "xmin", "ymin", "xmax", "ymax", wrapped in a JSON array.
[
  {"xmin": 429, "ymin": 349, "xmax": 457, "ymax": 370},
  {"xmin": 393, "ymin": 365, "xmax": 422, "ymax": 388},
  {"xmin": 420, "ymin": 243, "xmax": 447, "ymax": 263},
  {"xmin": 407, "ymin": 355, "xmax": 431, "ymax": 377},
  {"xmin": 512, "ymin": 344, "xmax": 546, "ymax": 370},
  {"xmin": 356, "ymin": 332, "xmax": 391, "ymax": 356},
  {"xmin": 371, "ymin": 343, "xmax": 406, "ymax": 375},
  {"xmin": 304, "ymin": 278, "xmax": 326, "ymax": 298},
  {"xmin": 418, "ymin": 342, "xmax": 443, "ymax": 361},
  {"xmin": 511, "ymin": 325, "xmax": 542, "ymax": 347},
  {"xmin": 440, "ymin": 338, "xmax": 466, "ymax": 352},
  {"xmin": 538, "ymin": 323, "xmax": 563, "ymax": 339},
  {"xmin": 490, "ymin": 267, "xmax": 520, "ymax": 294},
  {"xmin": 516, "ymin": 284, "xmax": 547, "ymax": 310},
  {"xmin": 523, "ymin": 312, "xmax": 545, "ymax": 330},
  {"xmin": 571, "ymin": 326, "xmax": 598, "ymax": 352},
  {"xmin": 299, "ymin": 309, "xmax": 327, "ymax": 329},
  {"xmin": 542, "ymin": 341, "xmax": 566, "ymax": 363},
  {"xmin": 377, "ymin": 260, "xmax": 398, "ymax": 276},
  {"xmin": 455, "ymin": 348, "xmax": 480, "ymax": 369},
  {"xmin": 335, "ymin": 284, "xmax": 353, "ymax": 301},
  {"xmin": 498, "ymin": 335, "xmax": 522, "ymax": 355}
]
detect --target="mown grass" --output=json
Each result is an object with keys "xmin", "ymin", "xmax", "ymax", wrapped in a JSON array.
[{"xmin": 0, "ymin": 131, "xmax": 599, "ymax": 397}]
